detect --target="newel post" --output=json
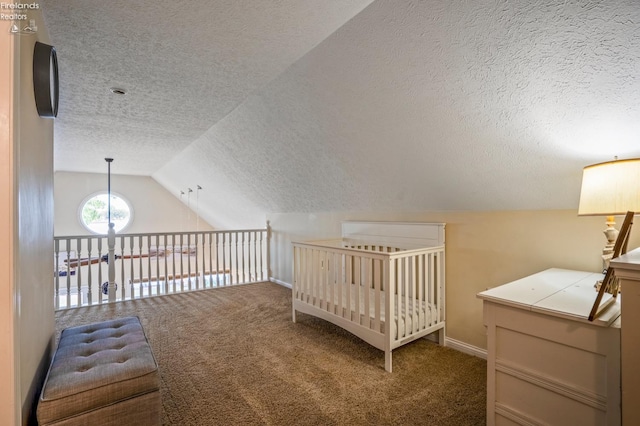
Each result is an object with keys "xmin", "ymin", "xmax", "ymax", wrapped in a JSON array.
[{"xmin": 611, "ymin": 247, "xmax": 640, "ymax": 425}]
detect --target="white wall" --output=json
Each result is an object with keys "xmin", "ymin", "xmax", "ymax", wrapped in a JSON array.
[
  {"xmin": 1, "ymin": 9, "xmax": 56, "ymax": 425},
  {"xmin": 0, "ymin": 16, "xmax": 18, "ymax": 425},
  {"xmin": 54, "ymin": 172, "xmax": 213, "ymax": 236},
  {"xmin": 268, "ymin": 210, "xmax": 640, "ymax": 351}
]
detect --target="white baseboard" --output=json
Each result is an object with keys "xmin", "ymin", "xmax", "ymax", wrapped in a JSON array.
[
  {"xmin": 444, "ymin": 337, "xmax": 487, "ymax": 359},
  {"xmin": 424, "ymin": 332, "xmax": 486, "ymax": 359},
  {"xmin": 270, "ymin": 277, "xmax": 292, "ymax": 289}
]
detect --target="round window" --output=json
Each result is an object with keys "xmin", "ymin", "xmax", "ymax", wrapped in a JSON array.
[{"xmin": 79, "ymin": 193, "xmax": 132, "ymax": 234}]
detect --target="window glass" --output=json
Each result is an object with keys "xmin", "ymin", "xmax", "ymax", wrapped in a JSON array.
[{"xmin": 79, "ymin": 193, "xmax": 132, "ymax": 234}]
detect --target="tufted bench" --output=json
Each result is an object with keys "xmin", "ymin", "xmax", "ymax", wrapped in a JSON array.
[{"xmin": 37, "ymin": 316, "xmax": 161, "ymax": 426}]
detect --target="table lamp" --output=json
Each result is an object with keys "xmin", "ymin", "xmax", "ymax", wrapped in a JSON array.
[{"xmin": 578, "ymin": 157, "xmax": 640, "ymax": 272}]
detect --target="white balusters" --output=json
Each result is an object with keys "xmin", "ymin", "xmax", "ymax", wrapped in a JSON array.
[
  {"xmin": 53, "ymin": 228, "xmax": 269, "ymax": 310},
  {"xmin": 186, "ymin": 233, "xmax": 192, "ymax": 290},
  {"xmin": 119, "ymin": 235, "xmax": 125, "ymax": 300},
  {"xmin": 54, "ymin": 239, "xmax": 60, "ymax": 310},
  {"xmin": 75, "ymin": 238, "xmax": 83, "ymax": 305}
]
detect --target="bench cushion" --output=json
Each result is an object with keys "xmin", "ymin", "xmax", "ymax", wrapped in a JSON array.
[{"xmin": 37, "ymin": 316, "xmax": 160, "ymax": 425}]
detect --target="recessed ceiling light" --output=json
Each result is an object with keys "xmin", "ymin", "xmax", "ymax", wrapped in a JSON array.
[{"xmin": 109, "ymin": 87, "xmax": 127, "ymax": 95}]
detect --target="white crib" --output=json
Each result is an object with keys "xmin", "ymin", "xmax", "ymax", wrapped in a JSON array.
[{"xmin": 292, "ymin": 221, "xmax": 445, "ymax": 372}]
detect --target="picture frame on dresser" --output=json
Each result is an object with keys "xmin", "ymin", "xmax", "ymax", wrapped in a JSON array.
[{"xmin": 589, "ymin": 210, "xmax": 634, "ymax": 321}]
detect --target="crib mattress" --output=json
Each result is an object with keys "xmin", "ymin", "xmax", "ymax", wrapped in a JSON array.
[{"xmin": 297, "ymin": 284, "xmax": 438, "ymax": 338}]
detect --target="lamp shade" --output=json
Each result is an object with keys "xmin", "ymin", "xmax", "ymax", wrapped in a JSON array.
[{"xmin": 578, "ymin": 158, "xmax": 640, "ymax": 216}]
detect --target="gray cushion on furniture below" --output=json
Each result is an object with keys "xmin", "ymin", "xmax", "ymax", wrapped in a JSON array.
[{"xmin": 37, "ymin": 316, "xmax": 160, "ymax": 426}]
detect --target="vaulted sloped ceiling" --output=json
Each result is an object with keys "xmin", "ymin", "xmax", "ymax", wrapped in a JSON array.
[
  {"xmin": 42, "ymin": 0, "xmax": 375, "ymax": 174},
  {"xmin": 45, "ymin": 1, "xmax": 640, "ymax": 229}
]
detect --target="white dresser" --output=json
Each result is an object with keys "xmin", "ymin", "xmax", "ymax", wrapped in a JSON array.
[{"xmin": 477, "ymin": 268, "xmax": 621, "ymax": 426}]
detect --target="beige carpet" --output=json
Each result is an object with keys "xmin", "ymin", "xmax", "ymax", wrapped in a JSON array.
[{"xmin": 55, "ymin": 282, "xmax": 486, "ymax": 425}]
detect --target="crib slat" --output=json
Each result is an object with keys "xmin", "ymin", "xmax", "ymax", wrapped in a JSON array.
[
  {"xmin": 320, "ymin": 250, "xmax": 326, "ymax": 311},
  {"xmin": 302, "ymin": 247, "xmax": 307, "ymax": 303},
  {"xmin": 307, "ymin": 248, "xmax": 314, "ymax": 304},
  {"xmin": 316, "ymin": 249, "xmax": 321, "ymax": 307},
  {"xmin": 308, "ymin": 248, "xmax": 313, "ymax": 305},
  {"xmin": 344, "ymin": 254, "xmax": 351, "ymax": 320},
  {"xmin": 353, "ymin": 256, "xmax": 361, "ymax": 323},
  {"xmin": 418, "ymin": 254, "xmax": 424, "ymax": 329},
  {"xmin": 312, "ymin": 249, "xmax": 319, "ymax": 308},
  {"xmin": 338, "ymin": 253, "xmax": 344, "ymax": 318},
  {"xmin": 386, "ymin": 258, "xmax": 394, "ymax": 369},
  {"xmin": 323, "ymin": 250, "xmax": 329, "ymax": 310},
  {"xmin": 438, "ymin": 252, "xmax": 445, "ymax": 322},
  {"xmin": 293, "ymin": 246, "xmax": 299, "ymax": 299},
  {"xmin": 292, "ymin": 246, "xmax": 298, "ymax": 322},
  {"xmin": 292, "ymin": 246, "xmax": 298, "ymax": 300},
  {"xmin": 307, "ymin": 247, "xmax": 312, "ymax": 303},
  {"xmin": 317, "ymin": 250, "xmax": 322, "ymax": 309},
  {"xmin": 396, "ymin": 258, "xmax": 402, "ymax": 342},
  {"xmin": 332, "ymin": 251, "xmax": 337, "ymax": 314},
  {"xmin": 407, "ymin": 256, "xmax": 413, "ymax": 333},
  {"xmin": 296, "ymin": 246, "xmax": 303, "ymax": 301},
  {"xmin": 328, "ymin": 251, "xmax": 334, "ymax": 313},
  {"xmin": 302, "ymin": 248, "xmax": 309, "ymax": 303},
  {"xmin": 364, "ymin": 257, "xmax": 371, "ymax": 330},
  {"xmin": 373, "ymin": 259, "xmax": 381, "ymax": 332},
  {"xmin": 411, "ymin": 255, "xmax": 417, "ymax": 334},
  {"xmin": 403, "ymin": 256, "xmax": 410, "ymax": 338},
  {"xmin": 429, "ymin": 253, "xmax": 435, "ymax": 325}
]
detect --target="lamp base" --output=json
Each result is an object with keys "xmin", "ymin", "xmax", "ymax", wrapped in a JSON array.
[
  {"xmin": 595, "ymin": 279, "xmax": 620, "ymax": 294},
  {"xmin": 601, "ymin": 215, "xmax": 619, "ymax": 272}
]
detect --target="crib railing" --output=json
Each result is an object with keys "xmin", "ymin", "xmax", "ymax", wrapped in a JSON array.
[
  {"xmin": 54, "ymin": 228, "xmax": 269, "ymax": 310},
  {"xmin": 292, "ymin": 240, "xmax": 445, "ymax": 345}
]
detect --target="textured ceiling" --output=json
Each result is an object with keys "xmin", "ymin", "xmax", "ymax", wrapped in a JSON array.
[
  {"xmin": 44, "ymin": 1, "xmax": 640, "ymax": 228},
  {"xmin": 42, "ymin": 0, "xmax": 374, "ymax": 175}
]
